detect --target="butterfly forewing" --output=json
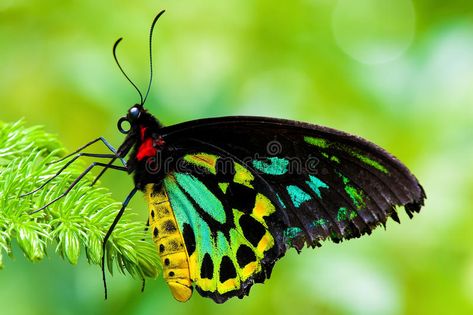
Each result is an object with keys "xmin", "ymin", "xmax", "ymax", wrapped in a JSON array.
[{"xmin": 160, "ymin": 117, "xmax": 425, "ymax": 248}]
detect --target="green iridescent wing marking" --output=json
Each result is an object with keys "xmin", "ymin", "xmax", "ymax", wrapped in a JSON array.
[
  {"xmin": 304, "ymin": 136, "xmax": 389, "ymax": 174},
  {"xmin": 163, "ymin": 154, "xmax": 282, "ymax": 303},
  {"xmin": 158, "ymin": 116, "xmax": 425, "ymax": 302}
]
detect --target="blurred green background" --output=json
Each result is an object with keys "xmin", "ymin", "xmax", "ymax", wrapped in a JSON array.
[{"xmin": 1, "ymin": 0, "xmax": 472, "ymax": 314}]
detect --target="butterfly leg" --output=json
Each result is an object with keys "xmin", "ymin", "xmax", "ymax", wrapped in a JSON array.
[
  {"xmin": 29, "ymin": 162, "xmax": 128, "ymax": 213},
  {"xmin": 141, "ymin": 278, "xmax": 146, "ymax": 293},
  {"xmin": 101, "ymin": 187, "xmax": 138, "ymax": 299},
  {"xmin": 91, "ymin": 156, "xmax": 125, "ymax": 187},
  {"xmin": 20, "ymin": 153, "xmax": 117, "ymax": 197},
  {"xmin": 49, "ymin": 136, "xmax": 127, "ymax": 166},
  {"xmin": 54, "ymin": 137, "xmax": 130, "ymax": 187},
  {"xmin": 138, "ymin": 218, "xmax": 150, "ymax": 293}
]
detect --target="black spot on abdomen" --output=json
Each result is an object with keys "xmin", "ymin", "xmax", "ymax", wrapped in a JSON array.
[{"xmin": 162, "ymin": 220, "xmax": 176, "ymax": 232}]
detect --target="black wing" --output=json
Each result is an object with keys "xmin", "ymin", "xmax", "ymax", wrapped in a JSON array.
[{"xmin": 160, "ymin": 116, "xmax": 425, "ymax": 251}]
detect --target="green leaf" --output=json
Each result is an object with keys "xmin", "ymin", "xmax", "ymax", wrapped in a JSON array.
[{"xmin": 0, "ymin": 120, "xmax": 160, "ymax": 279}]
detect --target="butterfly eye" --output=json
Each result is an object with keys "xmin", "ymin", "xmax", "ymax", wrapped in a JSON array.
[
  {"xmin": 117, "ymin": 116, "xmax": 131, "ymax": 134},
  {"xmin": 128, "ymin": 106, "xmax": 141, "ymax": 121}
]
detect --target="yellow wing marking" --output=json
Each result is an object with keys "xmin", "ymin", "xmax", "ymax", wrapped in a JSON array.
[{"xmin": 183, "ymin": 153, "xmax": 218, "ymax": 174}]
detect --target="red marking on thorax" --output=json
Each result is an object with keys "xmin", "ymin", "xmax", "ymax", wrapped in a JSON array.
[
  {"xmin": 137, "ymin": 138, "xmax": 155, "ymax": 161},
  {"xmin": 140, "ymin": 127, "xmax": 147, "ymax": 141},
  {"xmin": 137, "ymin": 126, "xmax": 159, "ymax": 161}
]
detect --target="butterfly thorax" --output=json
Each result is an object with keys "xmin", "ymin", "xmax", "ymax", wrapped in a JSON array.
[{"xmin": 123, "ymin": 110, "xmax": 168, "ymax": 190}]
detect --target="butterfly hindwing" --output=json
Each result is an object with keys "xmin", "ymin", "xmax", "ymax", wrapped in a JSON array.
[{"xmin": 161, "ymin": 155, "xmax": 284, "ymax": 302}]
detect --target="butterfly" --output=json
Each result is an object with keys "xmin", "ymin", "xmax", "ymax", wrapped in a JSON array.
[{"xmin": 27, "ymin": 11, "xmax": 425, "ymax": 303}]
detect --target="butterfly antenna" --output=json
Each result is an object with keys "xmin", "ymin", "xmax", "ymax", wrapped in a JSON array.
[
  {"xmin": 113, "ymin": 38, "xmax": 144, "ymax": 105},
  {"xmin": 143, "ymin": 10, "xmax": 166, "ymax": 105}
]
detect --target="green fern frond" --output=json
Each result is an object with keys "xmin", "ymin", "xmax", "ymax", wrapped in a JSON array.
[{"xmin": 0, "ymin": 120, "xmax": 160, "ymax": 279}]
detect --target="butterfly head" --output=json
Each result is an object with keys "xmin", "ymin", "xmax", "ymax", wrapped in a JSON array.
[
  {"xmin": 115, "ymin": 104, "xmax": 163, "ymax": 160},
  {"xmin": 117, "ymin": 104, "xmax": 163, "ymax": 134},
  {"xmin": 117, "ymin": 104, "xmax": 144, "ymax": 134}
]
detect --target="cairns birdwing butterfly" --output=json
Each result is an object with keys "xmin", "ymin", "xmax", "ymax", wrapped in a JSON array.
[{"xmin": 25, "ymin": 10, "xmax": 425, "ymax": 303}]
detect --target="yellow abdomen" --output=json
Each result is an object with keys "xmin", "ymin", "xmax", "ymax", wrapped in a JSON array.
[{"xmin": 145, "ymin": 184, "xmax": 193, "ymax": 302}]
